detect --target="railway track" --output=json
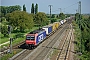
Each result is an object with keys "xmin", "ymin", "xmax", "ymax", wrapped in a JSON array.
[
  {"xmin": 22, "ymin": 22, "xmax": 70, "ymax": 60},
  {"xmin": 0, "ymin": 40, "xmax": 25, "ymax": 57},
  {"xmin": 9, "ymin": 23, "xmax": 65, "ymax": 60},
  {"xmin": 10, "ymin": 23, "xmax": 67, "ymax": 60},
  {"xmin": 56, "ymin": 24, "xmax": 73, "ymax": 60},
  {"xmin": 9, "ymin": 21, "xmax": 71, "ymax": 60},
  {"xmin": 11, "ymin": 49, "xmax": 32, "ymax": 60},
  {"xmin": 33, "ymin": 25, "xmax": 69, "ymax": 60},
  {"xmin": 44, "ymin": 24, "xmax": 70, "ymax": 60}
]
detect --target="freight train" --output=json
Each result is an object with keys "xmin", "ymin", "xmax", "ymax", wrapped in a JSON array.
[{"xmin": 25, "ymin": 17, "xmax": 70, "ymax": 48}]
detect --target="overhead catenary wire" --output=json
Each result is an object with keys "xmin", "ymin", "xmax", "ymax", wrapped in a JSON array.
[
  {"xmin": 58, "ymin": 8, "xmax": 62, "ymax": 13},
  {"xmin": 52, "ymin": 2, "xmax": 78, "ymax": 13},
  {"xmin": 63, "ymin": 2, "xmax": 78, "ymax": 10}
]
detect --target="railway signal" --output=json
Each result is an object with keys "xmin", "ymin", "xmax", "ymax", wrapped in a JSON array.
[
  {"xmin": 8, "ymin": 25, "xmax": 13, "ymax": 34},
  {"xmin": 8, "ymin": 25, "xmax": 11, "ymax": 34},
  {"xmin": 10, "ymin": 38, "xmax": 13, "ymax": 53},
  {"xmin": 8, "ymin": 25, "xmax": 13, "ymax": 53}
]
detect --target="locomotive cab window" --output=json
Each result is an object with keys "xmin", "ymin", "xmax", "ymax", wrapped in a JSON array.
[
  {"xmin": 26, "ymin": 36, "xmax": 30, "ymax": 40},
  {"xmin": 30, "ymin": 36, "xmax": 35, "ymax": 40},
  {"xmin": 26, "ymin": 36, "xmax": 35, "ymax": 40}
]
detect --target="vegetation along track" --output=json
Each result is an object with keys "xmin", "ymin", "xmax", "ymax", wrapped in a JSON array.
[
  {"xmin": 0, "ymin": 40, "xmax": 25, "ymax": 57},
  {"xmin": 22, "ymin": 22, "xmax": 71, "ymax": 60},
  {"xmin": 56, "ymin": 24, "xmax": 73, "ymax": 60},
  {"xmin": 9, "ymin": 21, "xmax": 71, "ymax": 60}
]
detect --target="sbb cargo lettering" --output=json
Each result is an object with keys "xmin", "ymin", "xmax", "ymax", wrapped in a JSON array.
[{"xmin": 38, "ymin": 34, "xmax": 43, "ymax": 42}]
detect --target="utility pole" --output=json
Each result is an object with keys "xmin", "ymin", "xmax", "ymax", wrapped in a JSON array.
[
  {"xmin": 48, "ymin": 5, "xmax": 52, "ymax": 23},
  {"xmin": 79, "ymin": 1, "xmax": 81, "ymax": 15},
  {"xmin": 58, "ymin": 8, "xmax": 62, "ymax": 19},
  {"xmin": 78, "ymin": 1, "xmax": 82, "ymax": 55},
  {"xmin": 78, "ymin": 1, "xmax": 81, "ymax": 14},
  {"xmin": 76, "ymin": 9, "xmax": 78, "ymax": 13}
]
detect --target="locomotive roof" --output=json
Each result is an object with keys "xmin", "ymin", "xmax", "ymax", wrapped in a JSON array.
[{"xmin": 29, "ymin": 28, "xmax": 45, "ymax": 34}]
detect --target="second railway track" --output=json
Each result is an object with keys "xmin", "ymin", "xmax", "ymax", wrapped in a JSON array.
[{"xmin": 56, "ymin": 24, "xmax": 73, "ymax": 60}]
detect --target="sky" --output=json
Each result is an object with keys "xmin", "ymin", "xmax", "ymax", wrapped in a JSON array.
[{"xmin": 1, "ymin": 0, "xmax": 90, "ymax": 14}]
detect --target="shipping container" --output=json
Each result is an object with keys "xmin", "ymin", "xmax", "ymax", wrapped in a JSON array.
[
  {"xmin": 42, "ymin": 25, "xmax": 52, "ymax": 35},
  {"xmin": 64, "ymin": 19, "xmax": 66, "ymax": 23},
  {"xmin": 60, "ymin": 20, "xmax": 64, "ymax": 25},
  {"xmin": 54, "ymin": 22, "xmax": 60, "ymax": 29},
  {"xmin": 49, "ymin": 24, "xmax": 56, "ymax": 32}
]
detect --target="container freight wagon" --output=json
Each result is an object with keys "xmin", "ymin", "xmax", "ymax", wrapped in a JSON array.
[
  {"xmin": 60, "ymin": 20, "xmax": 64, "ymax": 25},
  {"xmin": 49, "ymin": 23, "xmax": 56, "ymax": 32},
  {"xmin": 42, "ymin": 25, "xmax": 52, "ymax": 35},
  {"xmin": 25, "ymin": 29, "xmax": 46, "ymax": 47},
  {"xmin": 63, "ymin": 19, "xmax": 66, "ymax": 23},
  {"xmin": 54, "ymin": 22, "xmax": 60, "ymax": 29}
]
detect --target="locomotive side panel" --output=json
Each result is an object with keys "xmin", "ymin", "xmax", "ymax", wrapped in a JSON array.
[{"xmin": 36, "ymin": 31, "xmax": 46, "ymax": 45}]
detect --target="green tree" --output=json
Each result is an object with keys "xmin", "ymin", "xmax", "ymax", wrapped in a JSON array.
[
  {"xmin": 66, "ymin": 14, "xmax": 70, "ymax": 18},
  {"xmin": 51, "ymin": 14, "xmax": 55, "ymax": 18},
  {"xmin": 0, "ymin": 6, "xmax": 7, "ymax": 16},
  {"xmin": 59, "ymin": 13, "xmax": 65, "ymax": 20},
  {"xmin": 23, "ymin": 4, "xmax": 26, "ymax": 12},
  {"xmin": 31, "ymin": 3, "xmax": 34, "ymax": 14},
  {"xmin": 0, "ymin": 25, "xmax": 9, "ymax": 37},
  {"xmin": 34, "ymin": 12, "xmax": 49, "ymax": 26},
  {"xmin": 8, "ymin": 5, "xmax": 21, "ymax": 13},
  {"xmin": 1, "ymin": 17, "xmax": 6, "ymax": 22},
  {"xmin": 0, "ymin": 12, "xmax": 4, "ymax": 18},
  {"xmin": 75, "ymin": 13, "xmax": 79, "ymax": 23},
  {"xmin": 51, "ymin": 18, "xmax": 57, "ymax": 23},
  {"xmin": 35, "ymin": 3, "xmax": 38, "ymax": 14},
  {"xmin": 6, "ymin": 11, "xmax": 34, "ymax": 32},
  {"xmin": 5, "ymin": 13, "xmax": 12, "ymax": 22},
  {"xmin": 56, "ymin": 15, "xmax": 59, "ymax": 18},
  {"xmin": 74, "ymin": 15, "xmax": 90, "ymax": 59},
  {"xmin": 0, "ymin": 5, "xmax": 21, "ymax": 16}
]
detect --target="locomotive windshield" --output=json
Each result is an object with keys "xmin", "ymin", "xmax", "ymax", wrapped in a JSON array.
[{"xmin": 26, "ymin": 36, "xmax": 35, "ymax": 40}]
